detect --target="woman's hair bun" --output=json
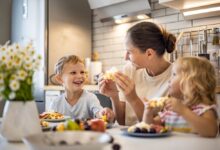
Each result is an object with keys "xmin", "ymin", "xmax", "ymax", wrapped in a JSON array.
[
  {"xmin": 161, "ymin": 28, "xmax": 176, "ymax": 53},
  {"xmin": 165, "ymin": 33, "xmax": 176, "ymax": 53}
]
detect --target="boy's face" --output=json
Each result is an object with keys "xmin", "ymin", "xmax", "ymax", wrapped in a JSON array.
[
  {"xmin": 168, "ymin": 65, "xmax": 182, "ymax": 99},
  {"xmin": 59, "ymin": 62, "xmax": 86, "ymax": 92}
]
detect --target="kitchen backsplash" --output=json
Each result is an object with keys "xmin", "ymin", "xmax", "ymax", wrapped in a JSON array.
[{"xmin": 92, "ymin": 0, "xmax": 220, "ymax": 76}]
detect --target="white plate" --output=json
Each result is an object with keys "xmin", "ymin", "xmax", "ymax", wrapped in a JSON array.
[
  {"xmin": 121, "ymin": 128, "xmax": 172, "ymax": 138},
  {"xmin": 42, "ymin": 116, "xmax": 71, "ymax": 122},
  {"xmin": 23, "ymin": 131, "xmax": 112, "ymax": 150}
]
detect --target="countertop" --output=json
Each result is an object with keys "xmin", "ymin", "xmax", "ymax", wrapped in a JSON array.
[
  {"xmin": 44, "ymin": 85, "xmax": 220, "ymax": 94},
  {"xmin": 0, "ymin": 126, "xmax": 220, "ymax": 150}
]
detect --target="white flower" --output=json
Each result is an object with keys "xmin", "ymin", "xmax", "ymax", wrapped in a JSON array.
[
  {"xmin": 24, "ymin": 63, "xmax": 33, "ymax": 70},
  {"xmin": 0, "ymin": 42, "xmax": 41, "ymax": 101},
  {"xmin": 9, "ymin": 79, "xmax": 20, "ymax": 91},
  {"xmin": 17, "ymin": 70, "xmax": 28, "ymax": 80},
  {"xmin": 9, "ymin": 92, "xmax": 16, "ymax": 99}
]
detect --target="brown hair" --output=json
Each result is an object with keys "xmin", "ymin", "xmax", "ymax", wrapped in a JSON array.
[
  {"xmin": 54, "ymin": 55, "xmax": 84, "ymax": 74},
  {"xmin": 175, "ymin": 57, "xmax": 216, "ymax": 106},
  {"xmin": 127, "ymin": 21, "xmax": 176, "ymax": 56}
]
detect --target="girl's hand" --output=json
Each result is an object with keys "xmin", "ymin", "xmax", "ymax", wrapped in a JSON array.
[
  {"xmin": 98, "ymin": 73, "xmax": 118, "ymax": 98},
  {"xmin": 142, "ymin": 101, "xmax": 157, "ymax": 123},
  {"xmin": 99, "ymin": 107, "xmax": 115, "ymax": 123},
  {"xmin": 114, "ymin": 72, "xmax": 136, "ymax": 100},
  {"xmin": 165, "ymin": 97, "xmax": 186, "ymax": 114}
]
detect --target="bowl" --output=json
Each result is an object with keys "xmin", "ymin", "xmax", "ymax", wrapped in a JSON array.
[{"xmin": 23, "ymin": 131, "xmax": 112, "ymax": 150}]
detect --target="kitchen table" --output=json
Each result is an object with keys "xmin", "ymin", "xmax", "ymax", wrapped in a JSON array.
[{"xmin": 0, "ymin": 125, "xmax": 219, "ymax": 150}]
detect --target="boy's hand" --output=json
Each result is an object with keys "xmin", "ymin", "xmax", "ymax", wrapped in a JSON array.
[{"xmin": 99, "ymin": 107, "xmax": 115, "ymax": 123}]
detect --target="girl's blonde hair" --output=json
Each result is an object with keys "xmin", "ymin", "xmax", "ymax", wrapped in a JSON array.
[
  {"xmin": 175, "ymin": 57, "xmax": 216, "ymax": 106},
  {"xmin": 54, "ymin": 55, "xmax": 84, "ymax": 74}
]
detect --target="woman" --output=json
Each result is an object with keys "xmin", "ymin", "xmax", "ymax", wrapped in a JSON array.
[{"xmin": 99, "ymin": 21, "xmax": 176, "ymax": 125}]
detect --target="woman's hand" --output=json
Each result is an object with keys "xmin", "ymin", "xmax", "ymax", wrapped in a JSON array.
[
  {"xmin": 99, "ymin": 107, "xmax": 115, "ymax": 123},
  {"xmin": 165, "ymin": 97, "xmax": 187, "ymax": 114},
  {"xmin": 114, "ymin": 72, "xmax": 137, "ymax": 101},
  {"xmin": 98, "ymin": 73, "xmax": 118, "ymax": 98}
]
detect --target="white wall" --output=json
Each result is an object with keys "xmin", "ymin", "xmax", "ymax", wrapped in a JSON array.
[
  {"xmin": 0, "ymin": 0, "xmax": 12, "ymax": 44},
  {"xmin": 48, "ymin": 0, "xmax": 92, "ymax": 79},
  {"xmin": 92, "ymin": 0, "xmax": 220, "ymax": 72},
  {"xmin": 11, "ymin": 0, "xmax": 46, "ymax": 101}
]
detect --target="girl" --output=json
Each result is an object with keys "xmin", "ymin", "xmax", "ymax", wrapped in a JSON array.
[
  {"xmin": 143, "ymin": 57, "xmax": 219, "ymax": 137},
  {"xmin": 49, "ymin": 55, "xmax": 115, "ymax": 122},
  {"xmin": 99, "ymin": 21, "xmax": 176, "ymax": 125}
]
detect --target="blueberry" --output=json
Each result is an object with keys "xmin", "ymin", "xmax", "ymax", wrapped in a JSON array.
[
  {"xmin": 149, "ymin": 128, "xmax": 156, "ymax": 133},
  {"xmin": 84, "ymin": 124, "xmax": 91, "ymax": 130},
  {"xmin": 141, "ymin": 128, "xmax": 148, "ymax": 133},
  {"xmin": 59, "ymin": 140, "xmax": 67, "ymax": 145},
  {"xmin": 133, "ymin": 127, "xmax": 141, "ymax": 133},
  {"xmin": 108, "ymin": 136, "xmax": 114, "ymax": 143},
  {"xmin": 75, "ymin": 119, "xmax": 80, "ymax": 125},
  {"xmin": 112, "ymin": 143, "xmax": 121, "ymax": 150},
  {"xmin": 52, "ymin": 126, "xmax": 57, "ymax": 132}
]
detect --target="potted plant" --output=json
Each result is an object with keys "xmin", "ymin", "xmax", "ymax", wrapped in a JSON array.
[{"xmin": 0, "ymin": 41, "xmax": 42, "ymax": 142}]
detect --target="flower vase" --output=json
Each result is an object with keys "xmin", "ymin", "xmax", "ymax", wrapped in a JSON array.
[{"xmin": 0, "ymin": 100, "xmax": 42, "ymax": 142}]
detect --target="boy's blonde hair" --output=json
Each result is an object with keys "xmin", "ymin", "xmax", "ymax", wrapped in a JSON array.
[
  {"xmin": 54, "ymin": 55, "xmax": 84, "ymax": 74},
  {"xmin": 175, "ymin": 57, "xmax": 216, "ymax": 106}
]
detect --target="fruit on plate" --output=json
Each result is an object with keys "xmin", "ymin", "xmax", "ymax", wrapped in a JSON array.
[
  {"xmin": 40, "ymin": 120, "xmax": 49, "ymax": 127},
  {"xmin": 54, "ymin": 118, "xmax": 106, "ymax": 132},
  {"xmin": 128, "ymin": 122, "xmax": 168, "ymax": 134},
  {"xmin": 90, "ymin": 118, "xmax": 105, "ymax": 132}
]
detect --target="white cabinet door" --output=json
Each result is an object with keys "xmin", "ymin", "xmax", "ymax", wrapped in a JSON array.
[{"xmin": 45, "ymin": 91, "xmax": 62, "ymax": 111}]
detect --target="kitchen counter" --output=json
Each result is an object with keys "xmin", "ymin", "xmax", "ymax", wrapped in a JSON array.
[
  {"xmin": 44, "ymin": 85, "xmax": 220, "ymax": 94},
  {"xmin": 0, "ymin": 125, "xmax": 219, "ymax": 150}
]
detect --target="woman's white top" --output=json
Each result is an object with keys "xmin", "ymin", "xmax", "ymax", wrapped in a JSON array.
[{"xmin": 119, "ymin": 62, "xmax": 172, "ymax": 125}]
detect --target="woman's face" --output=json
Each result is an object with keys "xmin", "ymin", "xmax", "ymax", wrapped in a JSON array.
[
  {"xmin": 59, "ymin": 62, "xmax": 86, "ymax": 92},
  {"xmin": 168, "ymin": 65, "xmax": 183, "ymax": 98},
  {"xmin": 125, "ymin": 36, "xmax": 147, "ymax": 68}
]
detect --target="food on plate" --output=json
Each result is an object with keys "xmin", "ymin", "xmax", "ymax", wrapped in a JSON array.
[
  {"xmin": 103, "ymin": 67, "xmax": 118, "ymax": 81},
  {"xmin": 40, "ymin": 120, "xmax": 49, "ymax": 127},
  {"xmin": 39, "ymin": 112, "xmax": 64, "ymax": 120},
  {"xmin": 54, "ymin": 118, "xmax": 106, "ymax": 132},
  {"xmin": 127, "ymin": 122, "xmax": 168, "ymax": 134},
  {"xmin": 148, "ymin": 97, "xmax": 169, "ymax": 108}
]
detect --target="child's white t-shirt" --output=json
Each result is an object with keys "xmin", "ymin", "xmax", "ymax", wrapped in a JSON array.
[
  {"xmin": 119, "ymin": 62, "xmax": 172, "ymax": 125},
  {"xmin": 48, "ymin": 90, "xmax": 103, "ymax": 119}
]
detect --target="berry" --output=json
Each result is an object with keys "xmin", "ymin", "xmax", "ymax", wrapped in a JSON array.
[{"xmin": 112, "ymin": 143, "xmax": 121, "ymax": 150}]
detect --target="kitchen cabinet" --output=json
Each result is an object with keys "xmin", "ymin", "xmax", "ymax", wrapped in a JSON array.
[{"xmin": 159, "ymin": 0, "xmax": 220, "ymax": 10}]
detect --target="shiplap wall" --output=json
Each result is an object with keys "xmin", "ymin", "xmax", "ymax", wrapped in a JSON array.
[{"xmin": 92, "ymin": 0, "xmax": 220, "ymax": 73}]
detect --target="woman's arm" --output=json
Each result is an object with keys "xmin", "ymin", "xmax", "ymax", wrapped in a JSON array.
[
  {"xmin": 114, "ymin": 72, "xmax": 144, "ymax": 122},
  {"xmin": 98, "ymin": 77, "xmax": 126, "ymax": 125},
  {"xmin": 110, "ymin": 94, "xmax": 125, "ymax": 125}
]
